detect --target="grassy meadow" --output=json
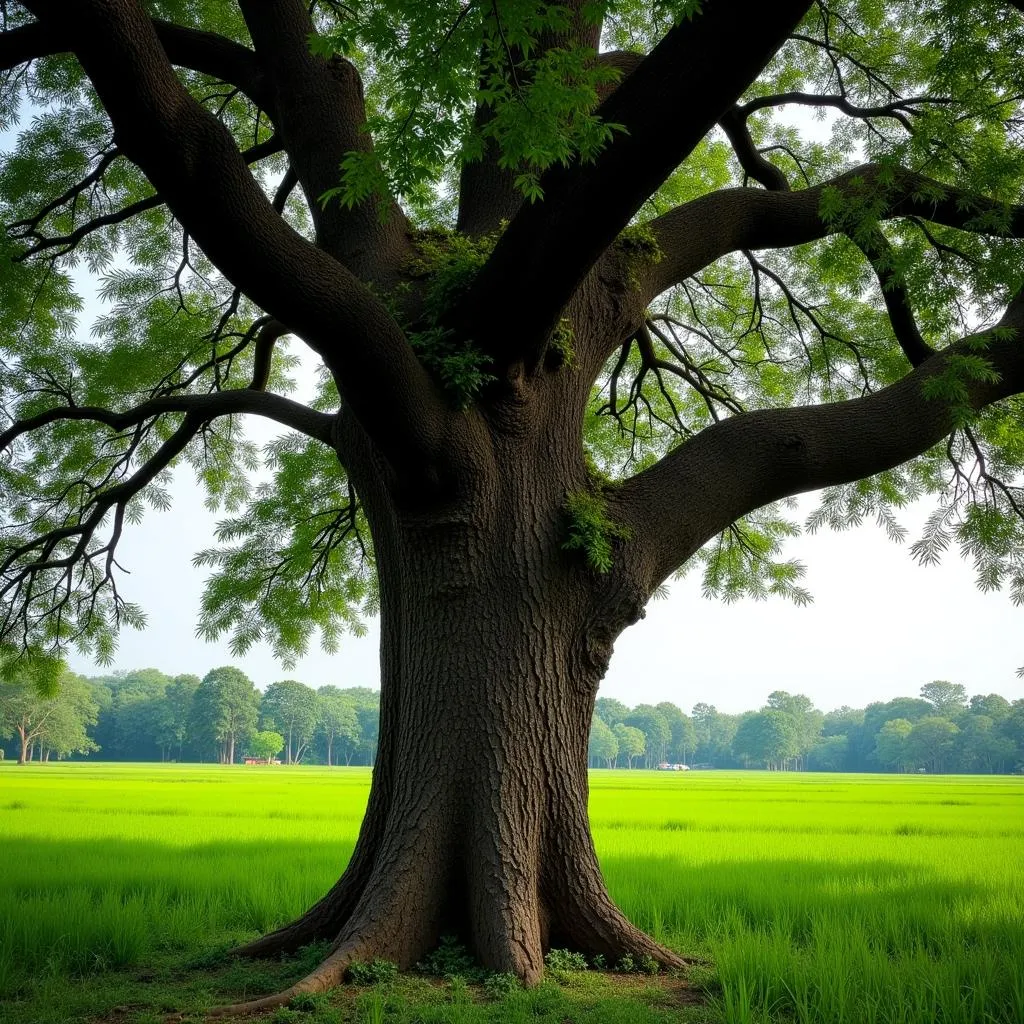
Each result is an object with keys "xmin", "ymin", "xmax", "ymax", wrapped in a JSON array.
[{"xmin": 0, "ymin": 765, "xmax": 1021, "ymax": 1024}]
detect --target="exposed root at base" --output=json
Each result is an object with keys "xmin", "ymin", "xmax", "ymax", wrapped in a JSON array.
[{"xmin": 202, "ymin": 943, "xmax": 360, "ymax": 1019}]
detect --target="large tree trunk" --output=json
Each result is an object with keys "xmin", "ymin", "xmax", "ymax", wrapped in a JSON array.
[{"xmin": 222, "ymin": 445, "xmax": 685, "ymax": 1014}]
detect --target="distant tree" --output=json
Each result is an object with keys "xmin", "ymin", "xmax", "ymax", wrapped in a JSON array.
[
  {"xmin": 655, "ymin": 702, "xmax": 696, "ymax": 764},
  {"xmin": 249, "ymin": 730, "xmax": 284, "ymax": 763},
  {"xmin": 853, "ymin": 698, "xmax": 935, "ymax": 769},
  {"xmin": 905, "ymin": 716, "xmax": 960, "ymax": 773},
  {"xmin": 356, "ymin": 704, "xmax": 380, "ymax": 766},
  {"xmin": 822, "ymin": 706, "xmax": 864, "ymax": 737},
  {"xmin": 191, "ymin": 667, "xmax": 259, "ymax": 764},
  {"xmin": 594, "ymin": 698, "xmax": 630, "ymax": 729},
  {"xmin": 968, "ymin": 693, "xmax": 1011, "ymax": 723},
  {"xmin": 764, "ymin": 691, "xmax": 822, "ymax": 769},
  {"xmin": 955, "ymin": 715, "xmax": 1017, "ymax": 773},
  {"xmin": 588, "ymin": 715, "xmax": 618, "ymax": 768},
  {"xmin": 920, "ymin": 681, "xmax": 969, "ymax": 716},
  {"xmin": 624, "ymin": 705, "xmax": 671, "ymax": 768},
  {"xmin": 159, "ymin": 674, "xmax": 201, "ymax": 761},
  {"xmin": 691, "ymin": 702, "xmax": 717, "ymax": 743},
  {"xmin": 873, "ymin": 718, "xmax": 914, "ymax": 772},
  {"xmin": 262, "ymin": 680, "xmax": 319, "ymax": 764},
  {"xmin": 734, "ymin": 710, "xmax": 798, "ymax": 770},
  {"xmin": 612, "ymin": 724, "xmax": 645, "ymax": 769},
  {"xmin": 37, "ymin": 674, "xmax": 99, "ymax": 761},
  {"xmin": 316, "ymin": 687, "xmax": 361, "ymax": 767},
  {"xmin": 808, "ymin": 734, "xmax": 848, "ymax": 772},
  {"xmin": 1002, "ymin": 700, "xmax": 1024, "ymax": 767}
]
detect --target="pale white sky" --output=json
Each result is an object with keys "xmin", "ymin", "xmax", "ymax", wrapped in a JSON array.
[{"xmin": 66, "ymin": 468, "xmax": 1024, "ymax": 713}]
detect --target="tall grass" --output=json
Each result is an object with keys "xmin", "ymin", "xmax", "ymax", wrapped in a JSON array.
[{"xmin": 0, "ymin": 765, "xmax": 1021, "ymax": 1022}]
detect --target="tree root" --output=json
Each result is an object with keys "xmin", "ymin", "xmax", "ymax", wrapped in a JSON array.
[{"xmin": 203, "ymin": 942, "xmax": 360, "ymax": 1018}]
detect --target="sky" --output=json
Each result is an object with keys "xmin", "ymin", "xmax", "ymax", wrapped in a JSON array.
[{"xmin": 65, "ymin": 467, "xmax": 1024, "ymax": 714}]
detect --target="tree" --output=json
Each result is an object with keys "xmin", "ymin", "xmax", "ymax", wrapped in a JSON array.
[
  {"xmin": 262, "ymin": 679, "xmax": 319, "ymax": 764},
  {"xmin": 160, "ymin": 674, "xmax": 201, "ymax": 761},
  {"xmin": 905, "ymin": 716, "xmax": 960, "ymax": 773},
  {"xmin": 968, "ymin": 693, "xmax": 1011, "ymax": 724},
  {"xmin": 588, "ymin": 714, "xmax": 619, "ymax": 768},
  {"xmin": 4, "ymin": 0, "xmax": 1024, "ymax": 1007},
  {"xmin": 624, "ymin": 704, "xmax": 671, "ymax": 768},
  {"xmin": 764, "ymin": 691, "xmax": 822, "ymax": 769},
  {"xmin": 249, "ymin": 730, "xmax": 284, "ymax": 764},
  {"xmin": 190, "ymin": 667, "xmax": 259, "ymax": 764},
  {"xmin": 920, "ymin": 681, "xmax": 969, "ymax": 716},
  {"xmin": 657, "ymin": 702, "xmax": 697, "ymax": 765},
  {"xmin": 316, "ymin": 686, "xmax": 360, "ymax": 767},
  {"xmin": 612, "ymin": 724, "xmax": 646, "ymax": 769},
  {"xmin": 36, "ymin": 673, "xmax": 99, "ymax": 760},
  {"xmin": 873, "ymin": 718, "xmax": 914, "ymax": 772},
  {"xmin": 594, "ymin": 698, "xmax": 630, "ymax": 729},
  {"xmin": 734, "ymin": 710, "xmax": 799, "ymax": 770}
]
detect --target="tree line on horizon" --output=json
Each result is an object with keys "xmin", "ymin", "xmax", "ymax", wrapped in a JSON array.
[
  {"xmin": 1, "ymin": 669, "xmax": 1022, "ymax": 773},
  {"xmin": 0, "ymin": 666, "xmax": 379, "ymax": 766},
  {"xmin": 590, "ymin": 681, "xmax": 1024, "ymax": 774}
]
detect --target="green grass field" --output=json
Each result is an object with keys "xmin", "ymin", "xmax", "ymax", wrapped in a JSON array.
[{"xmin": 0, "ymin": 765, "xmax": 1021, "ymax": 1024}]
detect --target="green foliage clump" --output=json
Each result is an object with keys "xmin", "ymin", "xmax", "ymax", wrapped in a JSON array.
[
  {"xmin": 415, "ymin": 935, "xmax": 479, "ymax": 980},
  {"xmin": 403, "ymin": 228, "xmax": 508, "ymax": 408},
  {"xmin": 544, "ymin": 948, "xmax": 589, "ymax": 972},
  {"xmin": 547, "ymin": 318, "xmax": 576, "ymax": 368},
  {"xmin": 616, "ymin": 221, "xmax": 664, "ymax": 289},
  {"xmin": 562, "ymin": 492, "xmax": 631, "ymax": 573},
  {"xmin": 313, "ymin": 3, "xmax": 623, "ymax": 212},
  {"xmin": 347, "ymin": 958, "xmax": 398, "ymax": 985},
  {"xmin": 482, "ymin": 972, "xmax": 521, "ymax": 998}
]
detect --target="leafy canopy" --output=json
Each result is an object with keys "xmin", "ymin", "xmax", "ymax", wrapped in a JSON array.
[{"xmin": 1, "ymin": 0, "xmax": 1024, "ymax": 667}]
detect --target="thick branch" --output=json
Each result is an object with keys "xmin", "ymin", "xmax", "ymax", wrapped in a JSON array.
[
  {"xmin": 450, "ymin": 0, "xmax": 813, "ymax": 370},
  {"xmin": 237, "ymin": 1, "xmax": 408, "ymax": 280},
  {"xmin": 456, "ymin": 1, "xmax": 607, "ymax": 237},
  {"xmin": 0, "ymin": 18, "xmax": 271, "ymax": 110},
  {"xmin": 638, "ymin": 163, "xmax": 1024, "ymax": 306},
  {"xmin": 614, "ymin": 294, "xmax": 1024, "ymax": 590},
  {"xmin": 21, "ymin": 0, "xmax": 445, "ymax": 476},
  {"xmin": 1, "ymin": 389, "xmax": 335, "ymax": 455}
]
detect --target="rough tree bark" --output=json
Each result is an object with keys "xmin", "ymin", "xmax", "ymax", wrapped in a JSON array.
[{"xmin": 224, "ymin": 397, "xmax": 689, "ymax": 1012}]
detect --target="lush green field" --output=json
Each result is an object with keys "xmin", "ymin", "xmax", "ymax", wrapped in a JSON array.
[{"xmin": 0, "ymin": 766, "xmax": 1021, "ymax": 1024}]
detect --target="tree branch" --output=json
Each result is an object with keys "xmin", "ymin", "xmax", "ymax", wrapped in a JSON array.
[
  {"xmin": 614, "ymin": 292, "xmax": 1024, "ymax": 591},
  {"xmin": 0, "ymin": 17, "xmax": 272, "ymax": 111},
  {"xmin": 719, "ymin": 106, "xmax": 791, "ymax": 192},
  {"xmin": 237, "ymin": 1, "xmax": 409, "ymax": 281},
  {"xmin": 449, "ymin": 0, "xmax": 813, "ymax": 371},
  {"xmin": 456, "ymin": 1, "xmax": 608, "ymax": 237},
  {"xmin": 637, "ymin": 163, "xmax": 1024, "ymax": 307},
  {"xmin": 20, "ymin": 0, "xmax": 446, "ymax": 477},
  {"xmin": 1, "ymin": 389, "xmax": 335, "ymax": 456},
  {"xmin": 12, "ymin": 135, "xmax": 284, "ymax": 261}
]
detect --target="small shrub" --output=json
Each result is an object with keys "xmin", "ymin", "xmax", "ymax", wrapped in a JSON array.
[
  {"xmin": 615, "ymin": 954, "xmax": 635, "ymax": 973},
  {"xmin": 483, "ymin": 972, "xmax": 521, "ymax": 999},
  {"xmin": 544, "ymin": 948, "xmax": 589, "ymax": 972},
  {"xmin": 590, "ymin": 954, "xmax": 607, "ymax": 970},
  {"xmin": 415, "ymin": 935, "xmax": 479, "ymax": 979},
  {"xmin": 347, "ymin": 958, "xmax": 398, "ymax": 985},
  {"xmin": 638, "ymin": 953, "xmax": 660, "ymax": 975}
]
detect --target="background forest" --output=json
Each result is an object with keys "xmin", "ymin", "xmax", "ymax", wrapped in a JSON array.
[{"xmin": 1, "ymin": 667, "xmax": 1021, "ymax": 773}]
